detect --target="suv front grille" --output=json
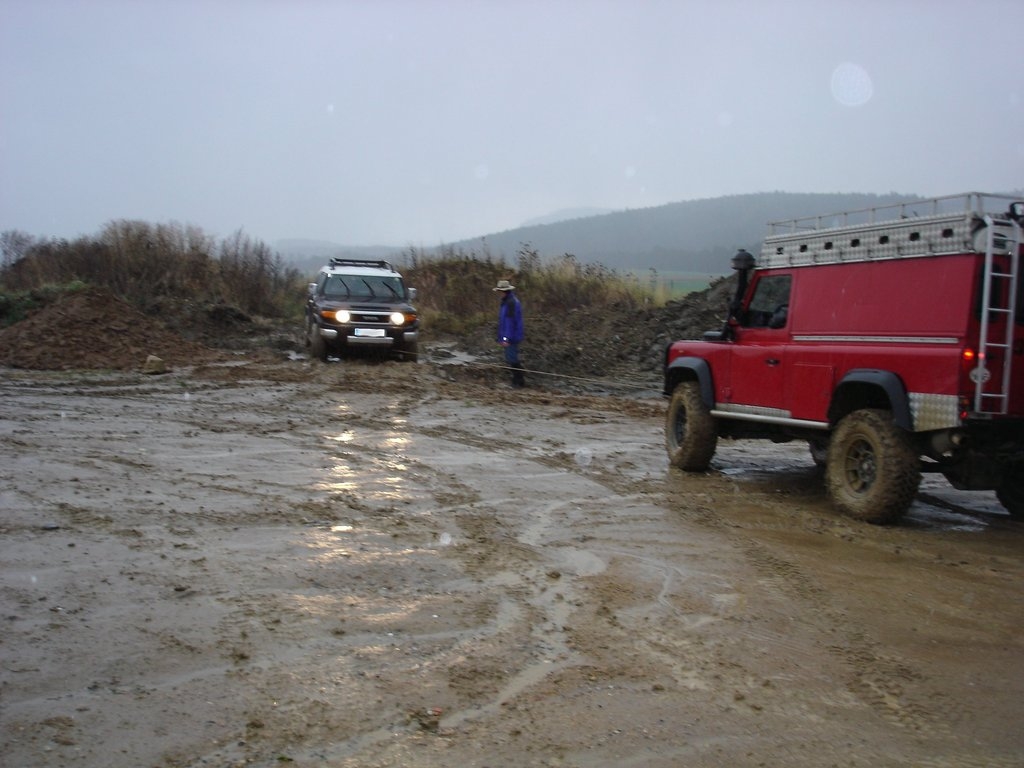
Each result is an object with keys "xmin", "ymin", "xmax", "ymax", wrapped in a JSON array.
[{"xmin": 352, "ymin": 312, "xmax": 388, "ymax": 323}]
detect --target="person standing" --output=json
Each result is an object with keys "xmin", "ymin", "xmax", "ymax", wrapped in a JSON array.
[{"xmin": 493, "ymin": 279, "xmax": 525, "ymax": 388}]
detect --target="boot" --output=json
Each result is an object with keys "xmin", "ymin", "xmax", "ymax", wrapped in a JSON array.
[{"xmin": 511, "ymin": 363, "xmax": 526, "ymax": 388}]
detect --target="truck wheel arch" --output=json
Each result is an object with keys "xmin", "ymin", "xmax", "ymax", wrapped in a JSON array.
[
  {"xmin": 665, "ymin": 356, "xmax": 714, "ymax": 408},
  {"xmin": 828, "ymin": 370, "xmax": 913, "ymax": 431}
]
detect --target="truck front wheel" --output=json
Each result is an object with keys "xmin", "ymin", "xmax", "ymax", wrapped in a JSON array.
[
  {"xmin": 665, "ymin": 381, "xmax": 717, "ymax": 471},
  {"xmin": 826, "ymin": 409, "xmax": 920, "ymax": 524},
  {"xmin": 996, "ymin": 464, "xmax": 1024, "ymax": 518}
]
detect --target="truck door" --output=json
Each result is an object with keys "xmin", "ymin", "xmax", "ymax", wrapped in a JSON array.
[{"xmin": 726, "ymin": 274, "xmax": 792, "ymax": 410}]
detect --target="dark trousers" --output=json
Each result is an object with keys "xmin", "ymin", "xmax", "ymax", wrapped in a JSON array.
[{"xmin": 504, "ymin": 344, "xmax": 525, "ymax": 387}]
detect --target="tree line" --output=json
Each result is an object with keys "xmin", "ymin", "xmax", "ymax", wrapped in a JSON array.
[
  {"xmin": 0, "ymin": 221, "xmax": 659, "ymax": 335},
  {"xmin": 1, "ymin": 220, "xmax": 304, "ymax": 324}
]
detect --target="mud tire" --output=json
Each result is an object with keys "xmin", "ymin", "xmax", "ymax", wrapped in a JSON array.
[
  {"xmin": 996, "ymin": 465, "xmax": 1024, "ymax": 518},
  {"xmin": 665, "ymin": 381, "xmax": 717, "ymax": 471},
  {"xmin": 309, "ymin": 323, "xmax": 329, "ymax": 362},
  {"xmin": 808, "ymin": 438, "xmax": 829, "ymax": 467},
  {"xmin": 396, "ymin": 341, "xmax": 419, "ymax": 363},
  {"xmin": 826, "ymin": 408, "xmax": 920, "ymax": 524}
]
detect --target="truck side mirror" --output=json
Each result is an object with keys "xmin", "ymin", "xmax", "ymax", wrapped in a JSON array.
[{"xmin": 408, "ymin": 287, "xmax": 418, "ymax": 301}]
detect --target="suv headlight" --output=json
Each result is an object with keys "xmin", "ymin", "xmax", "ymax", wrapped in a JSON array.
[
  {"xmin": 334, "ymin": 309, "xmax": 351, "ymax": 323},
  {"xmin": 390, "ymin": 311, "xmax": 406, "ymax": 326}
]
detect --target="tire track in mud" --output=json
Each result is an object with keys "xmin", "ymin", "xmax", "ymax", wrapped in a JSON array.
[
  {"xmin": 390, "ymin": 404, "xmax": 738, "ymax": 700},
  {"xmin": 654, "ymin": 471, "xmax": 963, "ymax": 738},
  {"xmin": 343, "ymin": 407, "xmax": 635, "ymax": 736},
  {"xmin": 730, "ymin": 537, "xmax": 950, "ymax": 735},
  {"xmin": 9, "ymin": 370, "xmax": 1015, "ymax": 765},
  {"xmin": 908, "ymin": 757, "xmax": 1024, "ymax": 768},
  {"xmin": 220, "ymin": 448, "xmax": 599, "ymax": 763},
  {"xmin": 510, "ymin": 413, "xmax": 968, "ymax": 743},
  {"xmin": 403, "ymin": 413, "xmax": 789, "ymax": 749},
  {"xmin": 245, "ymin": 393, "xmax": 579, "ymax": 701}
]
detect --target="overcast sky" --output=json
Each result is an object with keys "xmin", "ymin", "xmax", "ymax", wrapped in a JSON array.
[{"xmin": 2, "ymin": 0, "xmax": 1022, "ymax": 248}]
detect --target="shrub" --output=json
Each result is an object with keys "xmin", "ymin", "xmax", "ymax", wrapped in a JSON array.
[
  {"xmin": 0, "ymin": 222, "xmax": 307, "ymax": 321},
  {"xmin": 403, "ymin": 243, "xmax": 653, "ymax": 334},
  {"xmin": 0, "ymin": 281, "xmax": 88, "ymax": 328}
]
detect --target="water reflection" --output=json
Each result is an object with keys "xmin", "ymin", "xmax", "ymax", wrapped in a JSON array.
[
  {"xmin": 319, "ymin": 461, "xmax": 358, "ymax": 492},
  {"xmin": 308, "ymin": 413, "xmax": 424, "ymax": 584}
]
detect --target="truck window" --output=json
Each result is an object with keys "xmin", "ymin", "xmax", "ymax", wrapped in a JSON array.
[{"xmin": 743, "ymin": 274, "xmax": 792, "ymax": 328}]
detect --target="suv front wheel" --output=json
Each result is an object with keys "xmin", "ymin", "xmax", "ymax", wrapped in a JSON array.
[
  {"xmin": 307, "ymin": 320, "xmax": 328, "ymax": 362},
  {"xmin": 665, "ymin": 381, "xmax": 717, "ymax": 471},
  {"xmin": 825, "ymin": 408, "xmax": 920, "ymax": 524},
  {"xmin": 395, "ymin": 341, "xmax": 419, "ymax": 363}
]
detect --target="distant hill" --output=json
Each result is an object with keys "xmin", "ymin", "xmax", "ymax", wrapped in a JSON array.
[
  {"xmin": 445, "ymin": 191, "xmax": 926, "ymax": 274},
  {"xmin": 274, "ymin": 240, "xmax": 401, "ymax": 275},
  {"xmin": 277, "ymin": 192, "xmax": 929, "ymax": 275},
  {"xmin": 519, "ymin": 207, "xmax": 614, "ymax": 228}
]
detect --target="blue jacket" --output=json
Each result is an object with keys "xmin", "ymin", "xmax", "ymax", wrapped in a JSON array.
[{"xmin": 497, "ymin": 292, "xmax": 524, "ymax": 344}]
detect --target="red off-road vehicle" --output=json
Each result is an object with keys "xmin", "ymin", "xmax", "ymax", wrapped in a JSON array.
[{"xmin": 663, "ymin": 193, "xmax": 1023, "ymax": 523}]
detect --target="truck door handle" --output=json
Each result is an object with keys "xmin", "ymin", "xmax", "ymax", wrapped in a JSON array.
[{"xmin": 765, "ymin": 358, "xmax": 780, "ymax": 366}]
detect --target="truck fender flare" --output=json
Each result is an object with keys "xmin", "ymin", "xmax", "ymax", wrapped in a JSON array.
[
  {"xmin": 665, "ymin": 357, "xmax": 714, "ymax": 408},
  {"xmin": 833, "ymin": 369, "xmax": 913, "ymax": 431}
]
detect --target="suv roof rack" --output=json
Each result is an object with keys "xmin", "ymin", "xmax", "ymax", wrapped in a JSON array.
[{"xmin": 328, "ymin": 258, "xmax": 396, "ymax": 272}]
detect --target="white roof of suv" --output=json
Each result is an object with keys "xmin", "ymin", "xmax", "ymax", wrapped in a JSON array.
[{"xmin": 323, "ymin": 258, "xmax": 401, "ymax": 276}]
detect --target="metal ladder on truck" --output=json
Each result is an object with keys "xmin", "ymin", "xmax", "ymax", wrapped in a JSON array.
[{"xmin": 975, "ymin": 214, "xmax": 1021, "ymax": 414}]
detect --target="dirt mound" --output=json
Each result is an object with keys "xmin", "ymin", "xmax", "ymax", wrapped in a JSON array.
[
  {"xmin": 455, "ymin": 275, "xmax": 737, "ymax": 387},
  {"xmin": 0, "ymin": 287, "xmax": 217, "ymax": 371},
  {"xmin": 0, "ymin": 276, "xmax": 737, "ymax": 380}
]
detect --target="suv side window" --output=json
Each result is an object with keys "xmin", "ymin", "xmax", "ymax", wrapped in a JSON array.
[{"xmin": 743, "ymin": 274, "xmax": 791, "ymax": 328}]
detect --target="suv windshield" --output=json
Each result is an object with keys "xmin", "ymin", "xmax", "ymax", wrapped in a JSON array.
[{"xmin": 324, "ymin": 274, "xmax": 403, "ymax": 300}]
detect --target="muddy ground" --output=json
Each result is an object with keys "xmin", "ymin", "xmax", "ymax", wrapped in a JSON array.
[{"xmin": 1, "ymin": 350, "xmax": 1022, "ymax": 768}]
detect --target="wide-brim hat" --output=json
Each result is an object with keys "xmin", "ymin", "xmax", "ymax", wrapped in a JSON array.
[{"xmin": 493, "ymin": 279, "xmax": 516, "ymax": 292}]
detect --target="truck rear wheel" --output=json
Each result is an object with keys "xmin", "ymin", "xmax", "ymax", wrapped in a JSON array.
[
  {"xmin": 665, "ymin": 381, "xmax": 717, "ymax": 471},
  {"xmin": 826, "ymin": 409, "xmax": 920, "ymax": 524},
  {"xmin": 996, "ymin": 464, "xmax": 1024, "ymax": 518}
]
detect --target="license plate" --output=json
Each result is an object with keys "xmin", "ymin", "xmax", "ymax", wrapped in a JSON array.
[{"xmin": 354, "ymin": 328, "xmax": 386, "ymax": 338}]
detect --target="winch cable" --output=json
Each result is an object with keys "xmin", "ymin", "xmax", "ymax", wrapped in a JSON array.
[{"xmin": 428, "ymin": 357, "xmax": 664, "ymax": 396}]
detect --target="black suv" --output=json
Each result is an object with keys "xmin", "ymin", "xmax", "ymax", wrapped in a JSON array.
[{"xmin": 305, "ymin": 258, "xmax": 420, "ymax": 361}]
